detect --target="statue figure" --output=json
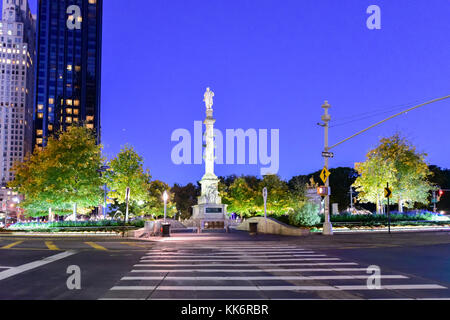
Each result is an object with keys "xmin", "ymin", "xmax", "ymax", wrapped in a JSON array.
[
  {"xmin": 308, "ymin": 177, "xmax": 318, "ymax": 188},
  {"xmin": 204, "ymin": 87, "xmax": 214, "ymax": 110},
  {"xmin": 205, "ymin": 184, "xmax": 218, "ymax": 203}
]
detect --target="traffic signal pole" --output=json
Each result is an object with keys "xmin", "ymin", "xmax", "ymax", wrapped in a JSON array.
[
  {"xmin": 433, "ymin": 190, "xmax": 437, "ymax": 213},
  {"xmin": 318, "ymin": 94, "xmax": 450, "ymax": 236},
  {"xmin": 328, "ymin": 95, "xmax": 450, "ymax": 151},
  {"xmin": 321, "ymin": 101, "xmax": 333, "ymax": 235}
]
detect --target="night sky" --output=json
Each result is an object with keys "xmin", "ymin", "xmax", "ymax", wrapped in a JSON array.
[{"xmin": 22, "ymin": 1, "xmax": 450, "ymax": 185}]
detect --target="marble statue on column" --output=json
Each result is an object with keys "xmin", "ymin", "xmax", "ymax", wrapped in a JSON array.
[{"xmin": 191, "ymin": 87, "xmax": 228, "ymax": 229}]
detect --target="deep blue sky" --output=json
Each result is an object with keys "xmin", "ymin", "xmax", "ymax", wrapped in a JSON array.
[{"xmin": 26, "ymin": 1, "xmax": 450, "ymax": 185}]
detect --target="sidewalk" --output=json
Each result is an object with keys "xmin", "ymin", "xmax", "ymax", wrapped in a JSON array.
[{"xmin": 132, "ymin": 229, "xmax": 450, "ymax": 249}]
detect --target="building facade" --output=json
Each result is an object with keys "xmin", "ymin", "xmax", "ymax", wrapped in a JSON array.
[
  {"xmin": 0, "ymin": 0, "xmax": 35, "ymax": 186},
  {"xmin": 34, "ymin": 0, "xmax": 102, "ymax": 147}
]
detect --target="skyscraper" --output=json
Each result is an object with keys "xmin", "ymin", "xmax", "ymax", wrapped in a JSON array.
[
  {"xmin": 0, "ymin": 0, "xmax": 36, "ymax": 186},
  {"xmin": 34, "ymin": 0, "xmax": 102, "ymax": 147}
]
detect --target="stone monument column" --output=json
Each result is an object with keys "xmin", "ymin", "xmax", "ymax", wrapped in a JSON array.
[
  {"xmin": 191, "ymin": 87, "xmax": 227, "ymax": 229},
  {"xmin": 198, "ymin": 87, "xmax": 221, "ymax": 205},
  {"xmin": 203, "ymin": 87, "xmax": 215, "ymax": 178}
]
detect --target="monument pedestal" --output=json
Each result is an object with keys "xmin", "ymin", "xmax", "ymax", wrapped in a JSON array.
[{"xmin": 192, "ymin": 203, "xmax": 228, "ymax": 229}]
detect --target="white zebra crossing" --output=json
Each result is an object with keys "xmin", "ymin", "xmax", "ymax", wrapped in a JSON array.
[{"xmin": 102, "ymin": 242, "xmax": 449, "ymax": 300}]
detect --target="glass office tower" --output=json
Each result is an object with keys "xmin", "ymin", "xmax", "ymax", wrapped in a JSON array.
[
  {"xmin": 0, "ymin": 0, "xmax": 35, "ymax": 185},
  {"xmin": 34, "ymin": 0, "xmax": 102, "ymax": 147}
]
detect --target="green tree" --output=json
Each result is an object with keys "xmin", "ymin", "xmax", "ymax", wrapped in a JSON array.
[
  {"xmin": 221, "ymin": 176, "xmax": 259, "ymax": 217},
  {"xmin": 220, "ymin": 174, "xmax": 301, "ymax": 218},
  {"xmin": 259, "ymin": 174, "xmax": 297, "ymax": 216},
  {"xmin": 9, "ymin": 126, "xmax": 104, "ymax": 218},
  {"xmin": 353, "ymin": 134, "xmax": 433, "ymax": 213},
  {"xmin": 171, "ymin": 183, "xmax": 200, "ymax": 219},
  {"xmin": 145, "ymin": 180, "xmax": 176, "ymax": 218},
  {"xmin": 107, "ymin": 145, "xmax": 151, "ymax": 221}
]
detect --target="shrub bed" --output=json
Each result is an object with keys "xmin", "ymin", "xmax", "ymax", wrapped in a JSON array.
[
  {"xmin": 268, "ymin": 210, "xmax": 449, "ymax": 229},
  {"xmin": 320, "ymin": 211, "xmax": 446, "ymax": 224},
  {"xmin": 7, "ymin": 220, "xmax": 146, "ymax": 232}
]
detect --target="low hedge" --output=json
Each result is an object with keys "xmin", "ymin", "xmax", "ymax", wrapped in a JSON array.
[
  {"xmin": 320, "ymin": 211, "xmax": 441, "ymax": 223},
  {"xmin": 7, "ymin": 220, "xmax": 146, "ymax": 231},
  {"xmin": 267, "ymin": 211, "xmax": 448, "ymax": 229}
]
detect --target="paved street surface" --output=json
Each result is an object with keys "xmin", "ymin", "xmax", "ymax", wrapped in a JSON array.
[{"xmin": 0, "ymin": 232, "xmax": 449, "ymax": 300}]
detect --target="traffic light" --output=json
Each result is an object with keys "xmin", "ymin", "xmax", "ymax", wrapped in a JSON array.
[
  {"xmin": 317, "ymin": 186, "xmax": 331, "ymax": 197},
  {"xmin": 437, "ymin": 189, "xmax": 444, "ymax": 202}
]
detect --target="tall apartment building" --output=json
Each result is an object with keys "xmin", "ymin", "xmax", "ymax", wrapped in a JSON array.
[
  {"xmin": 34, "ymin": 0, "xmax": 102, "ymax": 147},
  {"xmin": 0, "ymin": 0, "xmax": 35, "ymax": 186}
]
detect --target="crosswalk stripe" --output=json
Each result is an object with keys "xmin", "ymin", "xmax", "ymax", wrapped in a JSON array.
[
  {"xmin": 147, "ymin": 249, "xmax": 309, "ymax": 252},
  {"xmin": 99, "ymin": 298, "xmax": 147, "ymax": 300},
  {"xmin": 45, "ymin": 241, "xmax": 60, "ymax": 251},
  {"xmin": 131, "ymin": 268, "xmax": 369, "ymax": 273},
  {"xmin": 141, "ymin": 255, "xmax": 326, "ymax": 260},
  {"xmin": 144, "ymin": 253, "xmax": 317, "ymax": 257},
  {"xmin": 139, "ymin": 258, "xmax": 339, "ymax": 262},
  {"xmin": 134, "ymin": 262, "xmax": 354, "ymax": 267},
  {"xmin": 110, "ymin": 284, "xmax": 447, "ymax": 291},
  {"xmin": 112, "ymin": 286, "xmax": 156, "ymax": 291},
  {"xmin": 337, "ymin": 284, "xmax": 447, "ymax": 290},
  {"xmin": 1, "ymin": 241, "xmax": 23, "ymax": 249},
  {"xmin": 103, "ymin": 242, "xmax": 450, "ymax": 300},
  {"xmin": 148, "ymin": 246, "xmax": 303, "ymax": 250},
  {"xmin": 121, "ymin": 275, "xmax": 408, "ymax": 281},
  {"xmin": 85, "ymin": 242, "xmax": 108, "ymax": 251}
]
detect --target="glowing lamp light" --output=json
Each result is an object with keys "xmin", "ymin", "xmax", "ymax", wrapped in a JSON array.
[{"xmin": 163, "ymin": 191, "xmax": 168, "ymax": 202}]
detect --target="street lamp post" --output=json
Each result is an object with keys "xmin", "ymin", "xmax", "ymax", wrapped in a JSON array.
[
  {"xmin": 321, "ymin": 101, "xmax": 333, "ymax": 235},
  {"xmin": 163, "ymin": 191, "xmax": 168, "ymax": 223},
  {"xmin": 2, "ymin": 200, "xmax": 7, "ymax": 228},
  {"xmin": 350, "ymin": 186, "xmax": 354, "ymax": 211},
  {"xmin": 125, "ymin": 187, "xmax": 130, "ymax": 223},
  {"xmin": 97, "ymin": 165, "xmax": 110, "ymax": 219},
  {"xmin": 263, "ymin": 187, "xmax": 268, "ymax": 227}
]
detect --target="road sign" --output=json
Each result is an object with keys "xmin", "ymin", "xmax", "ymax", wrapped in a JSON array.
[
  {"xmin": 322, "ymin": 152, "xmax": 334, "ymax": 158},
  {"xmin": 320, "ymin": 167, "xmax": 331, "ymax": 184},
  {"xmin": 384, "ymin": 186, "xmax": 392, "ymax": 199},
  {"xmin": 386, "ymin": 183, "xmax": 392, "ymax": 234}
]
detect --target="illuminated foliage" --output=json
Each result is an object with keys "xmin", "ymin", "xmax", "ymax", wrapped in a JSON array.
[
  {"xmin": 353, "ymin": 134, "xmax": 433, "ymax": 213},
  {"xmin": 220, "ymin": 175, "xmax": 302, "ymax": 217},
  {"xmin": 106, "ymin": 145, "xmax": 151, "ymax": 210},
  {"xmin": 9, "ymin": 126, "xmax": 104, "ymax": 217},
  {"xmin": 144, "ymin": 180, "xmax": 177, "ymax": 218}
]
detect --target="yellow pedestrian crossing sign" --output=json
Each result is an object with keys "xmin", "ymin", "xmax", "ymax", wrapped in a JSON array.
[
  {"xmin": 320, "ymin": 167, "xmax": 331, "ymax": 184},
  {"xmin": 385, "ymin": 187, "xmax": 392, "ymax": 198}
]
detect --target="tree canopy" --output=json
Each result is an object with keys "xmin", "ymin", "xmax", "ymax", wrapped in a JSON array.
[
  {"xmin": 106, "ymin": 145, "xmax": 151, "ymax": 207},
  {"xmin": 9, "ymin": 126, "xmax": 104, "ymax": 217},
  {"xmin": 353, "ymin": 134, "xmax": 433, "ymax": 213},
  {"xmin": 144, "ymin": 180, "xmax": 177, "ymax": 218},
  {"xmin": 220, "ymin": 174, "xmax": 302, "ymax": 217}
]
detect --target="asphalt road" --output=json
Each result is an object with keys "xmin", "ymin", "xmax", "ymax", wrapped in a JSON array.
[{"xmin": 0, "ymin": 232, "xmax": 449, "ymax": 300}]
